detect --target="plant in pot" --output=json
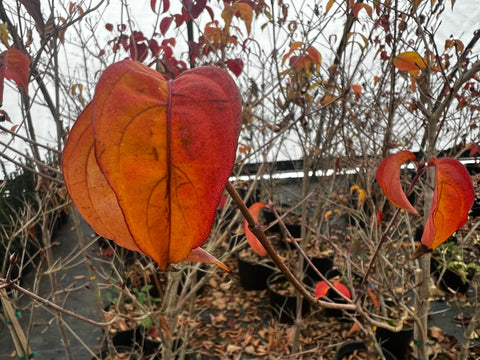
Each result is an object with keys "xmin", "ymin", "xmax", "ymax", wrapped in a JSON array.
[
  {"xmin": 430, "ymin": 239, "xmax": 480, "ymax": 296},
  {"xmin": 266, "ymin": 271, "xmax": 314, "ymax": 324},
  {"xmin": 102, "ymin": 267, "xmax": 163, "ymax": 352}
]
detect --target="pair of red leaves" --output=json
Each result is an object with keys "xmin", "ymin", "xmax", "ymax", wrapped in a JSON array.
[
  {"xmin": 62, "ymin": 60, "xmax": 242, "ymax": 269},
  {"xmin": 242, "ymin": 203, "xmax": 353, "ymax": 300},
  {"xmin": 376, "ymin": 150, "xmax": 474, "ymax": 258}
]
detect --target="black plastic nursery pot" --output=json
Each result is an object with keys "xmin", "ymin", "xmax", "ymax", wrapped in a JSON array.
[
  {"xmin": 375, "ymin": 325, "xmax": 414, "ymax": 360},
  {"xmin": 93, "ymin": 345, "xmax": 140, "ymax": 360},
  {"xmin": 429, "ymin": 353, "xmax": 454, "ymax": 359},
  {"xmin": 335, "ymin": 341, "xmax": 398, "ymax": 360},
  {"xmin": 304, "ymin": 256, "xmax": 333, "ymax": 281},
  {"xmin": 266, "ymin": 272, "xmax": 313, "ymax": 324},
  {"xmin": 430, "ymin": 257, "xmax": 473, "ymax": 294},
  {"xmin": 142, "ymin": 336, "xmax": 183, "ymax": 358},
  {"xmin": 110, "ymin": 324, "xmax": 144, "ymax": 349},
  {"xmin": 236, "ymin": 253, "xmax": 275, "ymax": 290},
  {"xmin": 142, "ymin": 335, "xmax": 162, "ymax": 357},
  {"xmin": 103, "ymin": 304, "xmax": 144, "ymax": 350}
]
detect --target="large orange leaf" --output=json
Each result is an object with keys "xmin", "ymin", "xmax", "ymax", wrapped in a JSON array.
[
  {"xmin": 63, "ymin": 60, "xmax": 242, "ymax": 269},
  {"xmin": 243, "ymin": 202, "xmax": 267, "ymax": 257},
  {"xmin": 376, "ymin": 150, "xmax": 419, "ymax": 215},
  {"xmin": 420, "ymin": 158, "xmax": 474, "ymax": 250}
]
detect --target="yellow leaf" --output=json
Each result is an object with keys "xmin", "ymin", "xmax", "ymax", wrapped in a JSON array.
[
  {"xmin": 221, "ymin": 3, "xmax": 235, "ymax": 34},
  {"xmin": 0, "ymin": 23, "xmax": 10, "ymax": 47},
  {"xmin": 320, "ymin": 94, "xmax": 337, "ymax": 106},
  {"xmin": 350, "ymin": 185, "xmax": 367, "ymax": 207},
  {"xmin": 324, "ymin": 210, "xmax": 333, "ymax": 222},
  {"xmin": 237, "ymin": 2, "xmax": 253, "ymax": 35},
  {"xmin": 393, "ymin": 51, "xmax": 426, "ymax": 72},
  {"xmin": 282, "ymin": 41, "xmax": 304, "ymax": 65},
  {"xmin": 325, "ymin": 0, "xmax": 335, "ymax": 15},
  {"xmin": 412, "ymin": 0, "xmax": 423, "ymax": 12}
]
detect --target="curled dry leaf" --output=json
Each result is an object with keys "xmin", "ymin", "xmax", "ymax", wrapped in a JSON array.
[
  {"xmin": 376, "ymin": 150, "xmax": 419, "ymax": 215},
  {"xmin": 243, "ymin": 202, "xmax": 267, "ymax": 257}
]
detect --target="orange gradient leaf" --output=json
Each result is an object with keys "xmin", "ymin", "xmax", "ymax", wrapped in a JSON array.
[
  {"xmin": 63, "ymin": 60, "xmax": 242, "ymax": 269},
  {"xmin": 376, "ymin": 150, "xmax": 419, "ymax": 215},
  {"xmin": 243, "ymin": 202, "xmax": 267, "ymax": 257},
  {"xmin": 393, "ymin": 51, "xmax": 426, "ymax": 72},
  {"xmin": 420, "ymin": 158, "xmax": 474, "ymax": 251}
]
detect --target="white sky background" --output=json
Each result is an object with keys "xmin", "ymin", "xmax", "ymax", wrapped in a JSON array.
[{"xmin": 1, "ymin": 0, "xmax": 480, "ymax": 174}]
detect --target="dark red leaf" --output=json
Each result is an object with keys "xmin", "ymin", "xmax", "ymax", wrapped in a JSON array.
[
  {"xmin": 226, "ymin": 58, "xmax": 244, "ymax": 77},
  {"xmin": 105, "ymin": 23, "xmax": 113, "ymax": 31},
  {"xmin": 190, "ymin": 0, "xmax": 207, "ymax": 18},
  {"xmin": 18, "ymin": 0, "xmax": 45, "ymax": 38},
  {"xmin": 174, "ymin": 14, "xmax": 185, "ymax": 27},
  {"xmin": 162, "ymin": 0, "xmax": 170, "ymax": 13},
  {"xmin": 160, "ymin": 17, "xmax": 173, "ymax": 35},
  {"xmin": 149, "ymin": 39, "xmax": 160, "ymax": 57},
  {"xmin": 0, "ymin": 49, "xmax": 30, "ymax": 104}
]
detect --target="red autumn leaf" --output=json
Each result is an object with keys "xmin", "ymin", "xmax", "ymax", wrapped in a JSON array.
[
  {"xmin": 160, "ymin": 16, "xmax": 173, "ymax": 35},
  {"xmin": 469, "ymin": 144, "xmax": 479, "ymax": 157},
  {"xmin": 315, "ymin": 281, "xmax": 330, "ymax": 298},
  {"xmin": 376, "ymin": 150, "xmax": 419, "ymax": 215},
  {"xmin": 419, "ymin": 158, "xmax": 474, "ymax": 251},
  {"xmin": 315, "ymin": 281, "xmax": 351, "ymax": 299},
  {"xmin": 226, "ymin": 58, "xmax": 244, "ymax": 77},
  {"xmin": 18, "ymin": 0, "xmax": 45, "ymax": 38},
  {"xmin": 351, "ymin": 84, "xmax": 362, "ymax": 101},
  {"xmin": 162, "ymin": 0, "xmax": 170, "ymax": 14},
  {"xmin": 0, "ymin": 49, "xmax": 30, "ymax": 105},
  {"xmin": 376, "ymin": 209, "xmax": 383, "ymax": 228},
  {"xmin": 63, "ymin": 60, "xmax": 242, "ymax": 269},
  {"xmin": 243, "ymin": 202, "xmax": 267, "ymax": 257},
  {"xmin": 4, "ymin": 49, "xmax": 30, "ymax": 92},
  {"xmin": 333, "ymin": 282, "xmax": 351, "ymax": 299}
]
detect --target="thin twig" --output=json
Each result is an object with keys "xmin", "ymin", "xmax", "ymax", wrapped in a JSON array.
[{"xmin": 1, "ymin": 279, "xmax": 114, "ymax": 328}]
